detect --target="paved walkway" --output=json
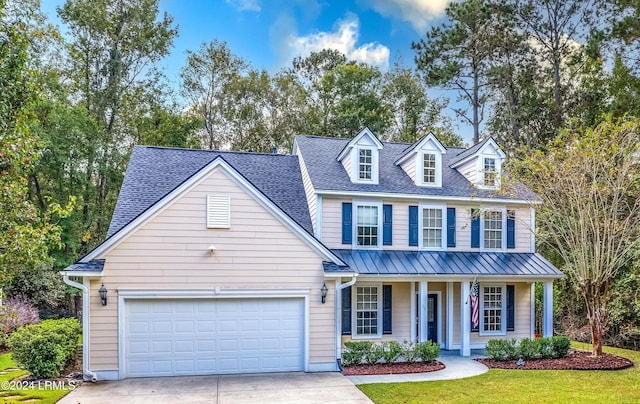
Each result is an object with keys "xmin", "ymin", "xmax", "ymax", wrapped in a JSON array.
[{"xmin": 347, "ymin": 351, "xmax": 489, "ymax": 385}]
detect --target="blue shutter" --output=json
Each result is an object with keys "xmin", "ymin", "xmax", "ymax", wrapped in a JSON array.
[
  {"xmin": 507, "ymin": 285, "xmax": 515, "ymax": 331},
  {"xmin": 507, "ymin": 210, "xmax": 515, "ymax": 249},
  {"xmin": 342, "ymin": 202, "xmax": 352, "ymax": 245},
  {"xmin": 383, "ymin": 285, "xmax": 392, "ymax": 334},
  {"xmin": 447, "ymin": 207, "xmax": 456, "ymax": 248},
  {"xmin": 342, "ymin": 286, "xmax": 352, "ymax": 335},
  {"xmin": 383, "ymin": 204, "xmax": 392, "ymax": 246},
  {"xmin": 409, "ymin": 206, "xmax": 418, "ymax": 246},
  {"xmin": 471, "ymin": 209, "xmax": 480, "ymax": 248}
]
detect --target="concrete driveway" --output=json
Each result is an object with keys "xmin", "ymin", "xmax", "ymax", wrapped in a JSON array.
[{"xmin": 57, "ymin": 372, "xmax": 372, "ymax": 404}]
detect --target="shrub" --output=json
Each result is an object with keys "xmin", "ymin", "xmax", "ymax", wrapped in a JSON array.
[
  {"xmin": 381, "ymin": 341, "xmax": 402, "ymax": 364},
  {"xmin": 518, "ymin": 338, "xmax": 538, "ymax": 360},
  {"xmin": 364, "ymin": 343, "xmax": 384, "ymax": 365},
  {"xmin": 342, "ymin": 341, "xmax": 373, "ymax": 367},
  {"xmin": 0, "ymin": 296, "xmax": 40, "ymax": 334},
  {"xmin": 551, "ymin": 336, "xmax": 571, "ymax": 358},
  {"xmin": 536, "ymin": 337, "xmax": 554, "ymax": 359},
  {"xmin": 415, "ymin": 340, "xmax": 440, "ymax": 363},
  {"xmin": 8, "ymin": 318, "xmax": 81, "ymax": 378},
  {"xmin": 486, "ymin": 339, "xmax": 508, "ymax": 360},
  {"xmin": 401, "ymin": 340, "xmax": 419, "ymax": 364}
]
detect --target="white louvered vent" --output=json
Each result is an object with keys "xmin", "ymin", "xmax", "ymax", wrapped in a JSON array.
[{"xmin": 206, "ymin": 195, "xmax": 231, "ymax": 228}]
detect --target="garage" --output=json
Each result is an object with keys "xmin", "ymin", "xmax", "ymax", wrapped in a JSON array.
[{"xmin": 124, "ymin": 298, "xmax": 304, "ymax": 378}]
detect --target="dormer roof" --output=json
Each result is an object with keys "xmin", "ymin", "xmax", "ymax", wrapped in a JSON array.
[
  {"xmin": 449, "ymin": 137, "xmax": 505, "ymax": 168},
  {"xmin": 394, "ymin": 132, "xmax": 447, "ymax": 166},
  {"xmin": 336, "ymin": 127, "xmax": 383, "ymax": 162}
]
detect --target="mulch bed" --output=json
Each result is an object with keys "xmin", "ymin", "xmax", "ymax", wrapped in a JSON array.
[
  {"xmin": 342, "ymin": 360, "xmax": 445, "ymax": 376},
  {"xmin": 475, "ymin": 349, "xmax": 634, "ymax": 371}
]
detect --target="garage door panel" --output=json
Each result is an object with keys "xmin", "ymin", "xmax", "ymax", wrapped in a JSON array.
[{"xmin": 125, "ymin": 298, "xmax": 303, "ymax": 377}]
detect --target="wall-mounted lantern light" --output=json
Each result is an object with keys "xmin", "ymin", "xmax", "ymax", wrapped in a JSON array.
[
  {"xmin": 98, "ymin": 284, "xmax": 108, "ymax": 306},
  {"xmin": 321, "ymin": 282, "xmax": 328, "ymax": 304}
]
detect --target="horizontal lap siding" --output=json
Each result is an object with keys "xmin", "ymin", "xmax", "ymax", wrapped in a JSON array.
[
  {"xmin": 297, "ymin": 151, "xmax": 317, "ymax": 234},
  {"xmin": 90, "ymin": 169, "xmax": 333, "ymax": 370}
]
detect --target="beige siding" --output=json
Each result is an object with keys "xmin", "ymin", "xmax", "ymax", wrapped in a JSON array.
[
  {"xmin": 457, "ymin": 158, "xmax": 477, "ymax": 184},
  {"xmin": 399, "ymin": 158, "xmax": 416, "ymax": 185},
  {"xmin": 90, "ymin": 168, "xmax": 333, "ymax": 370},
  {"xmin": 297, "ymin": 149, "xmax": 317, "ymax": 234}
]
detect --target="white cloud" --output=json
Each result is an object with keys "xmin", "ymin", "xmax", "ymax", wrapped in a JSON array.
[
  {"xmin": 362, "ymin": 0, "xmax": 452, "ymax": 32},
  {"xmin": 273, "ymin": 14, "xmax": 390, "ymax": 71},
  {"xmin": 226, "ymin": 0, "xmax": 260, "ymax": 12}
]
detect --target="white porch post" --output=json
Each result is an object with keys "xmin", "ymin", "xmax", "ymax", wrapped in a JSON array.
[
  {"xmin": 460, "ymin": 280, "xmax": 471, "ymax": 356},
  {"xmin": 410, "ymin": 282, "xmax": 417, "ymax": 342},
  {"xmin": 543, "ymin": 281, "xmax": 554, "ymax": 337},
  {"xmin": 418, "ymin": 281, "xmax": 428, "ymax": 342},
  {"xmin": 530, "ymin": 283, "xmax": 536, "ymax": 339},
  {"xmin": 446, "ymin": 282, "xmax": 454, "ymax": 350},
  {"xmin": 335, "ymin": 277, "xmax": 342, "ymax": 361}
]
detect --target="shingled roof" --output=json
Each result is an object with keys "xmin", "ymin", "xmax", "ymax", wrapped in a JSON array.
[
  {"xmin": 107, "ymin": 146, "xmax": 314, "ymax": 238},
  {"xmin": 294, "ymin": 136, "xmax": 536, "ymax": 200}
]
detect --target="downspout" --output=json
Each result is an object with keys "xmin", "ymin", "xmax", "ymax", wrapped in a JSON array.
[
  {"xmin": 63, "ymin": 275, "xmax": 98, "ymax": 382},
  {"xmin": 335, "ymin": 274, "xmax": 357, "ymax": 369}
]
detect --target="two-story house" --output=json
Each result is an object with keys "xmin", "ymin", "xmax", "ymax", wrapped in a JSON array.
[{"xmin": 61, "ymin": 128, "xmax": 562, "ymax": 381}]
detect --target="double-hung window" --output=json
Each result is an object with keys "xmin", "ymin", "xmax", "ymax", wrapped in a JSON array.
[
  {"xmin": 483, "ymin": 157, "xmax": 497, "ymax": 187},
  {"xmin": 419, "ymin": 204, "xmax": 446, "ymax": 250},
  {"xmin": 480, "ymin": 284, "xmax": 506, "ymax": 335},
  {"xmin": 358, "ymin": 149, "xmax": 373, "ymax": 180},
  {"xmin": 484, "ymin": 210, "xmax": 503, "ymax": 250},
  {"xmin": 354, "ymin": 285, "xmax": 381, "ymax": 337},
  {"xmin": 423, "ymin": 153, "xmax": 436, "ymax": 184},
  {"xmin": 355, "ymin": 203, "xmax": 380, "ymax": 247}
]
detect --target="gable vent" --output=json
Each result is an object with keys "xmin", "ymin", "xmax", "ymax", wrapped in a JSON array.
[{"xmin": 207, "ymin": 195, "xmax": 231, "ymax": 228}]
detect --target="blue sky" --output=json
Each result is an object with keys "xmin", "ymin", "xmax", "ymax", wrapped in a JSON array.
[{"xmin": 40, "ymin": 0, "xmax": 471, "ymax": 140}]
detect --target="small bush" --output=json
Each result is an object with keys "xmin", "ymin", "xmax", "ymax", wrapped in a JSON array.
[
  {"xmin": 342, "ymin": 341, "xmax": 373, "ymax": 367},
  {"xmin": 518, "ymin": 338, "xmax": 538, "ymax": 360},
  {"xmin": 381, "ymin": 341, "xmax": 402, "ymax": 364},
  {"xmin": 364, "ymin": 343, "xmax": 384, "ymax": 365},
  {"xmin": 551, "ymin": 336, "xmax": 571, "ymax": 358},
  {"xmin": 486, "ymin": 339, "xmax": 508, "ymax": 360},
  {"xmin": 415, "ymin": 340, "xmax": 440, "ymax": 363},
  {"xmin": 0, "ymin": 296, "xmax": 40, "ymax": 334},
  {"xmin": 8, "ymin": 318, "xmax": 81, "ymax": 378},
  {"xmin": 401, "ymin": 340, "xmax": 419, "ymax": 364},
  {"xmin": 536, "ymin": 337, "xmax": 554, "ymax": 359}
]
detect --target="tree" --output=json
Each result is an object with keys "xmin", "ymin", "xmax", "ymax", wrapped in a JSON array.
[
  {"xmin": 180, "ymin": 40, "xmax": 248, "ymax": 150},
  {"xmin": 513, "ymin": 116, "xmax": 640, "ymax": 356},
  {"xmin": 413, "ymin": 0, "xmax": 510, "ymax": 144},
  {"xmin": 0, "ymin": 0, "xmax": 68, "ymax": 286}
]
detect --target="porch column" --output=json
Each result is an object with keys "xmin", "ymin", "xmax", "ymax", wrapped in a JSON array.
[
  {"xmin": 446, "ymin": 282, "xmax": 454, "ymax": 350},
  {"xmin": 410, "ymin": 282, "xmax": 417, "ymax": 342},
  {"xmin": 460, "ymin": 280, "xmax": 471, "ymax": 356},
  {"xmin": 543, "ymin": 281, "xmax": 554, "ymax": 337},
  {"xmin": 530, "ymin": 283, "xmax": 536, "ymax": 339},
  {"xmin": 418, "ymin": 281, "xmax": 428, "ymax": 342}
]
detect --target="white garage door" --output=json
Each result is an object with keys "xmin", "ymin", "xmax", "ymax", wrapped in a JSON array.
[{"xmin": 124, "ymin": 298, "xmax": 304, "ymax": 378}]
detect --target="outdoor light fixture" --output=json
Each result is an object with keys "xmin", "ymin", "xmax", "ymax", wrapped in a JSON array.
[
  {"xmin": 321, "ymin": 282, "xmax": 328, "ymax": 304},
  {"xmin": 98, "ymin": 284, "xmax": 108, "ymax": 306},
  {"xmin": 208, "ymin": 244, "xmax": 217, "ymax": 255}
]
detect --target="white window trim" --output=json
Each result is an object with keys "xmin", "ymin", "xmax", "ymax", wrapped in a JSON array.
[
  {"xmin": 480, "ymin": 207, "xmax": 507, "ymax": 252},
  {"xmin": 418, "ymin": 203, "xmax": 447, "ymax": 251},
  {"xmin": 479, "ymin": 283, "xmax": 507, "ymax": 336},
  {"xmin": 352, "ymin": 200, "xmax": 383, "ymax": 250},
  {"xmin": 351, "ymin": 283, "xmax": 383, "ymax": 339},
  {"xmin": 477, "ymin": 155, "xmax": 502, "ymax": 190},
  {"xmin": 416, "ymin": 151, "xmax": 442, "ymax": 188},
  {"xmin": 352, "ymin": 146, "xmax": 379, "ymax": 184}
]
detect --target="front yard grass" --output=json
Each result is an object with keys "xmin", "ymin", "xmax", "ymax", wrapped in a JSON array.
[
  {"xmin": 0, "ymin": 353, "xmax": 74, "ymax": 403},
  {"xmin": 359, "ymin": 342, "xmax": 640, "ymax": 404}
]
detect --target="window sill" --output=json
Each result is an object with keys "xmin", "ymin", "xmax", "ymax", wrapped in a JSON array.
[
  {"xmin": 479, "ymin": 330, "xmax": 506, "ymax": 337},
  {"xmin": 351, "ymin": 334, "xmax": 382, "ymax": 340}
]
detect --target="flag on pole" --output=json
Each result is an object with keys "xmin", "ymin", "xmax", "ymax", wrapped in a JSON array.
[{"xmin": 471, "ymin": 277, "xmax": 479, "ymax": 329}]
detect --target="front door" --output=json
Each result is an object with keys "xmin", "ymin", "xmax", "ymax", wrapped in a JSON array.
[{"xmin": 415, "ymin": 293, "xmax": 439, "ymax": 343}]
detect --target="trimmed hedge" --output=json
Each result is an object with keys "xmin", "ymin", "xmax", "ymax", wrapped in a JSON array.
[
  {"xmin": 8, "ymin": 318, "xmax": 81, "ymax": 378},
  {"xmin": 342, "ymin": 340, "xmax": 440, "ymax": 366},
  {"xmin": 485, "ymin": 336, "xmax": 571, "ymax": 361}
]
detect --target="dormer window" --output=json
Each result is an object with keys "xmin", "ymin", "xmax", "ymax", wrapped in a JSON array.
[
  {"xmin": 337, "ymin": 128, "xmax": 383, "ymax": 185},
  {"xmin": 423, "ymin": 153, "xmax": 437, "ymax": 184},
  {"xmin": 483, "ymin": 158, "xmax": 497, "ymax": 187},
  {"xmin": 359, "ymin": 148, "xmax": 373, "ymax": 180}
]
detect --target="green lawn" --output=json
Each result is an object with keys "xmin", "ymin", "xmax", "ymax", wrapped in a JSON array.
[
  {"xmin": 0, "ymin": 353, "xmax": 74, "ymax": 403},
  {"xmin": 359, "ymin": 342, "xmax": 640, "ymax": 404}
]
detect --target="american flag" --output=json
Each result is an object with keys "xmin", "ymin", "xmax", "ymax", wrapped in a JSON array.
[{"xmin": 471, "ymin": 277, "xmax": 479, "ymax": 329}]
